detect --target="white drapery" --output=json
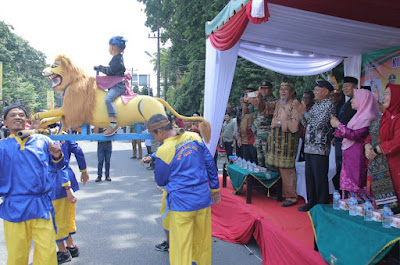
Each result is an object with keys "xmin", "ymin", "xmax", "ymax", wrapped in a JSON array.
[
  {"xmin": 344, "ymin": 55, "xmax": 362, "ymax": 86},
  {"xmin": 205, "ymin": 39, "xmax": 345, "ymax": 154},
  {"xmin": 204, "ymin": 38, "xmax": 239, "ymax": 154},
  {"xmin": 238, "ymin": 40, "xmax": 343, "ymax": 76}
]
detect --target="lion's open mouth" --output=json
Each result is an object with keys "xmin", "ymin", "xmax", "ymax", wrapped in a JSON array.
[{"xmin": 47, "ymin": 74, "xmax": 62, "ymax": 88}]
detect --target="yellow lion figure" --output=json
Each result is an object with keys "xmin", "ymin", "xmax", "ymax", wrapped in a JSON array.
[{"xmin": 33, "ymin": 55, "xmax": 211, "ymax": 142}]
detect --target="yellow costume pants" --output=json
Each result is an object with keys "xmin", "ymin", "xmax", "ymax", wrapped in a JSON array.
[
  {"xmin": 52, "ymin": 197, "xmax": 76, "ymax": 242},
  {"xmin": 169, "ymin": 207, "xmax": 212, "ymax": 265},
  {"xmin": 161, "ymin": 189, "xmax": 169, "ymax": 231},
  {"xmin": 3, "ymin": 215, "xmax": 57, "ymax": 265}
]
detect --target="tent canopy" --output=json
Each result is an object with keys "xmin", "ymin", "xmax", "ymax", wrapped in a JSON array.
[{"xmin": 203, "ymin": 0, "xmax": 400, "ymax": 154}]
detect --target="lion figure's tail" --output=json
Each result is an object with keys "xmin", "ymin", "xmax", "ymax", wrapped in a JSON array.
[{"xmin": 155, "ymin": 98, "xmax": 211, "ymax": 143}]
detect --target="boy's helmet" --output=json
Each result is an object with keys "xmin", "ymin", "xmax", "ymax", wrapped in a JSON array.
[{"xmin": 109, "ymin": 36, "xmax": 127, "ymax": 49}]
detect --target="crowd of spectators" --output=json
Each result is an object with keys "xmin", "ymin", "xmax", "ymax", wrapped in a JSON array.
[{"xmin": 219, "ymin": 77, "xmax": 400, "ymax": 213}]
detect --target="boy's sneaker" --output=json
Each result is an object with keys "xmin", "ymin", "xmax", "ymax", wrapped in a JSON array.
[
  {"xmin": 57, "ymin": 251, "xmax": 72, "ymax": 264},
  {"xmin": 155, "ymin": 241, "xmax": 169, "ymax": 252},
  {"xmin": 95, "ymin": 176, "xmax": 102, "ymax": 182},
  {"xmin": 103, "ymin": 126, "xmax": 120, "ymax": 136},
  {"xmin": 66, "ymin": 245, "xmax": 80, "ymax": 258},
  {"xmin": 105, "ymin": 175, "xmax": 112, "ymax": 181}
]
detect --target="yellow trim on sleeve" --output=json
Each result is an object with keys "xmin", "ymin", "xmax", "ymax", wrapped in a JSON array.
[
  {"xmin": 80, "ymin": 168, "xmax": 87, "ymax": 173},
  {"xmin": 62, "ymin": 181, "xmax": 71, "ymax": 187},
  {"xmin": 210, "ymin": 188, "xmax": 220, "ymax": 192},
  {"xmin": 52, "ymin": 153, "xmax": 64, "ymax": 163}
]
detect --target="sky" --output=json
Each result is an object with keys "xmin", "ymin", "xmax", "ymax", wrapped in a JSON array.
[{"xmin": 1, "ymin": 0, "xmax": 159, "ymax": 88}]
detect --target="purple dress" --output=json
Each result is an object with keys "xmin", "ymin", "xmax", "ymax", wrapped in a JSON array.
[{"xmin": 333, "ymin": 124, "xmax": 369, "ymax": 193}]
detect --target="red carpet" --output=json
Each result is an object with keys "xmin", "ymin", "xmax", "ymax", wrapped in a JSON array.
[{"xmin": 211, "ymin": 176, "xmax": 326, "ymax": 265}]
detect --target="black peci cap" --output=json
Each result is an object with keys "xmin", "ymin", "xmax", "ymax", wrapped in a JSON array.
[
  {"xmin": 3, "ymin": 103, "xmax": 28, "ymax": 120},
  {"xmin": 316, "ymin": 79, "xmax": 334, "ymax": 92},
  {"xmin": 344, "ymin": 76, "xmax": 358, "ymax": 85}
]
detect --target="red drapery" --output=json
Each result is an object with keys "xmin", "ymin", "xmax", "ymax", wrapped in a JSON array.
[
  {"xmin": 209, "ymin": 0, "xmax": 269, "ymax": 51},
  {"xmin": 212, "ymin": 180, "xmax": 326, "ymax": 265},
  {"xmin": 211, "ymin": 186, "xmax": 261, "ymax": 244}
]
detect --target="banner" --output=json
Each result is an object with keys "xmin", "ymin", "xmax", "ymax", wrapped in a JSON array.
[
  {"xmin": 47, "ymin": 90, "xmax": 54, "ymax": 110},
  {"xmin": 329, "ymin": 76, "xmax": 339, "ymax": 91},
  {"xmin": 0, "ymin": 62, "xmax": 2, "ymax": 101},
  {"xmin": 360, "ymin": 46, "xmax": 400, "ymax": 102}
]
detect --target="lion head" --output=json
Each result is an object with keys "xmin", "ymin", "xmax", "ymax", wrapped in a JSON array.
[{"xmin": 42, "ymin": 55, "xmax": 85, "ymax": 94}]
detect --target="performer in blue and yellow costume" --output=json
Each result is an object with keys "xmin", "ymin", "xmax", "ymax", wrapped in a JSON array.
[
  {"xmin": 51, "ymin": 140, "xmax": 89, "ymax": 263},
  {"xmin": 31, "ymin": 119, "xmax": 89, "ymax": 264},
  {"xmin": 142, "ymin": 114, "xmax": 221, "ymax": 265},
  {"xmin": 0, "ymin": 104, "xmax": 65, "ymax": 265}
]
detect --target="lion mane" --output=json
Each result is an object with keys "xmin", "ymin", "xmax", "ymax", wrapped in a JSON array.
[{"xmin": 56, "ymin": 55, "xmax": 96, "ymax": 128}]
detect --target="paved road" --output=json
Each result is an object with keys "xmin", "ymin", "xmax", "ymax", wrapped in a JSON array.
[{"xmin": 0, "ymin": 140, "xmax": 262, "ymax": 265}]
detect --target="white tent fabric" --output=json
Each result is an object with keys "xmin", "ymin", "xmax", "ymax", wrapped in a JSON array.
[
  {"xmin": 238, "ymin": 40, "xmax": 343, "ymax": 76},
  {"xmin": 204, "ymin": 38, "xmax": 239, "ymax": 154},
  {"xmin": 344, "ymin": 55, "xmax": 362, "ymax": 86},
  {"xmin": 204, "ymin": 3, "xmax": 400, "ymax": 154},
  {"xmin": 240, "ymin": 4, "xmax": 400, "ymax": 58}
]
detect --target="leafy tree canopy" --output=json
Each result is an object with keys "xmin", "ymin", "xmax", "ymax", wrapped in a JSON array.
[{"xmin": 0, "ymin": 21, "xmax": 49, "ymax": 117}]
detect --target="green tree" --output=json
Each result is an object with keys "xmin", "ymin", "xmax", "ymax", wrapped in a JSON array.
[{"xmin": 0, "ymin": 21, "xmax": 49, "ymax": 116}]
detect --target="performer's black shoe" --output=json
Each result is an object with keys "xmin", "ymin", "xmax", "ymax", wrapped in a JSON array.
[
  {"xmin": 66, "ymin": 245, "xmax": 80, "ymax": 258},
  {"xmin": 95, "ymin": 176, "xmax": 102, "ymax": 182},
  {"xmin": 105, "ymin": 175, "xmax": 112, "ymax": 181},
  {"xmin": 57, "ymin": 251, "xmax": 72, "ymax": 264},
  {"xmin": 155, "ymin": 241, "xmax": 169, "ymax": 252}
]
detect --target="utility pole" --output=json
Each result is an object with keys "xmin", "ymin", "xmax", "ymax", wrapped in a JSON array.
[
  {"xmin": 164, "ymin": 64, "xmax": 168, "ymax": 101},
  {"xmin": 148, "ymin": 27, "xmax": 160, "ymax": 98}
]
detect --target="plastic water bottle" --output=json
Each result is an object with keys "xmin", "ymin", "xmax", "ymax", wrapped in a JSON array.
[
  {"xmin": 364, "ymin": 199, "xmax": 373, "ymax": 221},
  {"xmin": 333, "ymin": 190, "xmax": 340, "ymax": 210},
  {"xmin": 246, "ymin": 160, "xmax": 252, "ymax": 171},
  {"xmin": 238, "ymin": 158, "xmax": 243, "ymax": 168},
  {"xmin": 251, "ymin": 162, "xmax": 257, "ymax": 172},
  {"xmin": 382, "ymin": 204, "xmax": 393, "ymax": 228},
  {"xmin": 348, "ymin": 195, "xmax": 357, "ymax": 216},
  {"xmin": 242, "ymin": 159, "xmax": 246, "ymax": 169}
]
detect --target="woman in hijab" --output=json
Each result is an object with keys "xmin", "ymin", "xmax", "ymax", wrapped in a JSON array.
[
  {"xmin": 365, "ymin": 84, "xmax": 400, "ymax": 207},
  {"xmin": 331, "ymin": 89, "xmax": 380, "ymax": 198}
]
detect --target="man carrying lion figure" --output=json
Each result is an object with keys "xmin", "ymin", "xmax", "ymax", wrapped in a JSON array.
[{"xmin": 32, "ymin": 54, "xmax": 211, "ymax": 143}]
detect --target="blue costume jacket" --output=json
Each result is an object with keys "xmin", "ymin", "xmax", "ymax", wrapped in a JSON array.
[
  {"xmin": 49, "ymin": 141, "xmax": 87, "ymax": 201},
  {"xmin": 152, "ymin": 132, "xmax": 219, "ymax": 212},
  {"xmin": 0, "ymin": 134, "xmax": 66, "ymax": 222}
]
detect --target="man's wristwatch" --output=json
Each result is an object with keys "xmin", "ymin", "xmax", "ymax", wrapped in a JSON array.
[{"xmin": 373, "ymin": 146, "xmax": 380, "ymax": 154}]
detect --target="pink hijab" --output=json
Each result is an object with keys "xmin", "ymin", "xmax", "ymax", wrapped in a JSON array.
[{"xmin": 342, "ymin": 89, "xmax": 380, "ymax": 150}]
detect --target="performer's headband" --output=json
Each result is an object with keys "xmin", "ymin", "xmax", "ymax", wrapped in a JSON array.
[{"xmin": 148, "ymin": 119, "xmax": 171, "ymax": 133}]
